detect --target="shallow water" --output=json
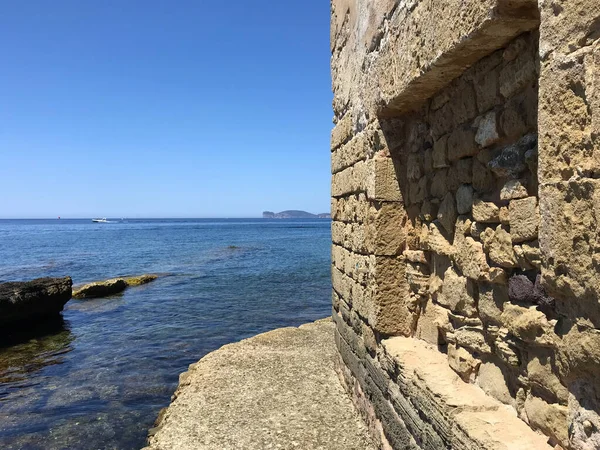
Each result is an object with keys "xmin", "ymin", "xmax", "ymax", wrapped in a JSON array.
[{"xmin": 0, "ymin": 219, "xmax": 331, "ymax": 449}]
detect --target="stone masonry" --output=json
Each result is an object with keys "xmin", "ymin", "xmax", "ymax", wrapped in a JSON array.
[{"xmin": 331, "ymin": 1, "xmax": 600, "ymax": 449}]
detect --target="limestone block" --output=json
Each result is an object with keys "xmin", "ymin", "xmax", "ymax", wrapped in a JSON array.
[
  {"xmin": 456, "ymin": 184, "xmax": 474, "ymax": 215},
  {"xmin": 500, "ymin": 179, "xmax": 529, "ymax": 201},
  {"xmin": 414, "ymin": 301, "xmax": 450, "ymax": 346},
  {"xmin": 453, "ymin": 232, "xmax": 490, "ymax": 280},
  {"xmin": 476, "ymin": 362, "xmax": 515, "ymax": 407},
  {"xmin": 448, "ymin": 344, "xmax": 480, "ymax": 383},
  {"xmin": 437, "ymin": 267, "xmax": 477, "ymax": 317},
  {"xmin": 474, "ymin": 61, "xmax": 501, "ymax": 113},
  {"xmin": 331, "ymin": 113, "xmax": 354, "ymax": 150},
  {"xmin": 369, "ymin": 256, "xmax": 415, "ymax": 336},
  {"xmin": 527, "ymin": 355, "xmax": 569, "ymax": 405},
  {"xmin": 454, "ymin": 158, "xmax": 473, "ymax": 185},
  {"xmin": 509, "ymin": 196, "xmax": 538, "ymax": 243},
  {"xmin": 448, "ymin": 127, "xmax": 477, "ymax": 162},
  {"xmin": 382, "ymin": 336, "xmax": 552, "ymax": 449},
  {"xmin": 539, "ymin": 181, "xmax": 600, "ymax": 321},
  {"xmin": 538, "ymin": 39, "xmax": 600, "ymax": 183},
  {"xmin": 366, "ymin": 157, "xmax": 403, "ymax": 202},
  {"xmin": 478, "ymin": 283, "xmax": 508, "ymax": 325},
  {"xmin": 475, "ymin": 111, "xmax": 500, "ymax": 148},
  {"xmin": 472, "ymin": 199, "xmax": 500, "ymax": 223},
  {"xmin": 500, "ymin": 304, "xmax": 556, "ymax": 347},
  {"xmin": 451, "ymin": 327, "xmax": 492, "ymax": 355},
  {"xmin": 406, "ymin": 153, "xmax": 422, "ymax": 181},
  {"xmin": 370, "ymin": 201, "xmax": 407, "ymax": 256},
  {"xmin": 524, "ymin": 395, "xmax": 569, "ymax": 448},
  {"xmin": 420, "ymin": 200, "xmax": 439, "ymax": 221},
  {"xmin": 487, "ymin": 225, "xmax": 518, "ymax": 268},
  {"xmin": 332, "ymin": 134, "xmax": 367, "ymax": 174},
  {"xmin": 499, "ymin": 48, "xmax": 538, "ymax": 100},
  {"xmin": 499, "ymin": 206, "xmax": 510, "ymax": 225},
  {"xmin": 433, "ymin": 135, "xmax": 449, "ymax": 169},
  {"xmin": 404, "ymin": 250, "xmax": 427, "ymax": 264},
  {"xmin": 437, "ymin": 192, "xmax": 457, "ymax": 234},
  {"xmin": 422, "ymin": 222, "xmax": 454, "ymax": 257}
]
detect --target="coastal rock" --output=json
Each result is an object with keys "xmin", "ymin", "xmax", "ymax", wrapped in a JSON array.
[
  {"xmin": 0, "ymin": 277, "xmax": 72, "ymax": 327},
  {"xmin": 72, "ymin": 274, "xmax": 158, "ymax": 299},
  {"xmin": 144, "ymin": 319, "xmax": 375, "ymax": 450}
]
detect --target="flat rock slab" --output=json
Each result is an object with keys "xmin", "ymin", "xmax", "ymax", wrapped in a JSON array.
[{"xmin": 144, "ymin": 319, "xmax": 375, "ymax": 450}]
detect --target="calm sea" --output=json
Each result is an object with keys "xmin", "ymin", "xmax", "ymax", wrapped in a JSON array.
[{"xmin": 0, "ymin": 218, "xmax": 332, "ymax": 449}]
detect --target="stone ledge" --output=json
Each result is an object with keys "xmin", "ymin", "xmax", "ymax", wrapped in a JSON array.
[
  {"xmin": 382, "ymin": 337, "xmax": 553, "ymax": 450},
  {"xmin": 143, "ymin": 319, "xmax": 375, "ymax": 450}
]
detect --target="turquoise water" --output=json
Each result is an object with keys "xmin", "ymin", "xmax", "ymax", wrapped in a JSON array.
[{"xmin": 0, "ymin": 219, "xmax": 332, "ymax": 449}]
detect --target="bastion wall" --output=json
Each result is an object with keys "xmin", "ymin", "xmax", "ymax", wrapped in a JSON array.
[{"xmin": 330, "ymin": 1, "xmax": 600, "ymax": 448}]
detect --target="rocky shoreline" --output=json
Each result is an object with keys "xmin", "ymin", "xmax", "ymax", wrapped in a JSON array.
[
  {"xmin": 0, "ymin": 274, "xmax": 159, "ymax": 332},
  {"xmin": 143, "ymin": 318, "xmax": 375, "ymax": 450},
  {"xmin": 0, "ymin": 277, "xmax": 73, "ymax": 328}
]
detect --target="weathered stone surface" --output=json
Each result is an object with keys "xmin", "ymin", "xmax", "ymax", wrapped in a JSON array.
[
  {"xmin": 476, "ymin": 362, "xmax": 514, "ymax": 407},
  {"xmin": 453, "ymin": 232, "xmax": 490, "ymax": 281},
  {"xmin": 509, "ymin": 196, "xmax": 538, "ymax": 243},
  {"xmin": 500, "ymin": 179, "xmax": 529, "ymax": 201},
  {"xmin": 437, "ymin": 192, "xmax": 457, "ymax": 234},
  {"xmin": 383, "ymin": 337, "xmax": 553, "ymax": 449},
  {"xmin": 524, "ymin": 395, "xmax": 569, "ymax": 448},
  {"xmin": 72, "ymin": 274, "xmax": 158, "ymax": 299},
  {"xmin": 456, "ymin": 184, "xmax": 474, "ymax": 215},
  {"xmin": 145, "ymin": 319, "xmax": 376, "ymax": 450},
  {"xmin": 486, "ymin": 226, "xmax": 518, "ymax": 268},
  {"xmin": 0, "ymin": 277, "xmax": 72, "ymax": 327},
  {"xmin": 415, "ymin": 301, "xmax": 450, "ymax": 346},
  {"xmin": 472, "ymin": 199, "xmax": 500, "ymax": 223},
  {"xmin": 432, "ymin": 135, "xmax": 449, "ymax": 169},
  {"xmin": 488, "ymin": 134, "xmax": 537, "ymax": 178},
  {"xmin": 475, "ymin": 111, "xmax": 500, "ymax": 148},
  {"xmin": 478, "ymin": 283, "xmax": 508, "ymax": 325},
  {"xmin": 438, "ymin": 267, "xmax": 477, "ymax": 317},
  {"xmin": 501, "ymin": 304, "xmax": 556, "ymax": 347}
]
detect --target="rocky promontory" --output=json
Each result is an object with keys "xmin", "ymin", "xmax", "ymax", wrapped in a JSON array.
[
  {"xmin": 262, "ymin": 210, "xmax": 331, "ymax": 219},
  {"xmin": 0, "ymin": 277, "xmax": 73, "ymax": 328}
]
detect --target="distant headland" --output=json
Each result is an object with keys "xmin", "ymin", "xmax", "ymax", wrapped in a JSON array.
[{"xmin": 262, "ymin": 210, "xmax": 331, "ymax": 219}]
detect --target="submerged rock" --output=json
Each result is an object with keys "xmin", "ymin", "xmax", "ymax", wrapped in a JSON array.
[
  {"xmin": 72, "ymin": 274, "xmax": 158, "ymax": 299},
  {"xmin": 0, "ymin": 277, "xmax": 72, "ymax": 328}
]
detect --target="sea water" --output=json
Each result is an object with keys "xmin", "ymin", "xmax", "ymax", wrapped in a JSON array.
[{"xmin": 0, "ymin": 219, "xmax": 331, "ymax": 449}]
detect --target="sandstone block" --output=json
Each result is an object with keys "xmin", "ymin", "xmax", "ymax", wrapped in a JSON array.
[
  {"xmin": 415, "ymin": 302, "xmax": 450, "ymax": 346},
  {"xmin": 475, "ymin": 111, "xmax": 500, "ymax": 148},
  {"xmin": 331, "ymin": 113, "xmax": 354, "ymax": 151},
  {"xmin": 433, "ymin": 135, "xmax": 449, "ymax": 169},
  {"xmin": 479, "ymin": 283, "xmax": 508, "ymax": 326},
  {"xmin": 487, "ymin": 225, "xmax": 518, "ymax": 268},
  {"xmin": 509, "ymin": 196, "xmax": 538, "ymax": 243},
  {"xmin": 472, "ymin": 199, "xmax": 500, "ymax": 223},
  {"xmin": 447, "ymin": 127, "xmax": 477, "ymax": 162},
  {"xmin": 524, "ymin": 395, "xmax": 569, "ymax": 448},
  {"xmin": 366, "ymin": 158, "xmax": 402, "ymax": 202},
  {"xmin": 438, "ymin": 267, "xmax": 477, "ymax": 317},
  {"xmin": 527, "ymin": 355, "xmax": 569, "ymax": 405},
  {"xmin": 477, "ymin": 362, "xmax": 515, "ymax": 407},
  {"xmin": 448, "ymin": 344, "xmax": 480, "ymax": 383},
  {"xmin": 500, "ymin": 179, "xmax": 529, "ymax": 200},
  {"xmin": 453, "ymin": 232, "xmax": 490, "ymax": 280}
]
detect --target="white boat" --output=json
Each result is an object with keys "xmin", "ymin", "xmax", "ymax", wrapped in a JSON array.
[{"xmin": 92, "ymin": 218, "xmax": 109, "ymax": 223}]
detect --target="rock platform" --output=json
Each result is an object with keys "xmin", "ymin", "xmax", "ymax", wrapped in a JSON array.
[{"xmin": 144, "ymin": 318, "xmax": 375, "ymax": 450}]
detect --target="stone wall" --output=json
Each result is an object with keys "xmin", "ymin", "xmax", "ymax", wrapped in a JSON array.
[{"xmin": 331, "ymin": 1, "xmax": 600, "ymax": 449}]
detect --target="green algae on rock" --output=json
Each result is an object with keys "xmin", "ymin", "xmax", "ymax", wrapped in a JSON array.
[{"xmin": 72, "ymin": 274, "xmax": 158, "ymax": 299}]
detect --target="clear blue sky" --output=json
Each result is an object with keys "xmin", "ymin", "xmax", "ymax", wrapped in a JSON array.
[{"xmin": 0, "ymin": 1, "xmax": 332, "ymax": 218}]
